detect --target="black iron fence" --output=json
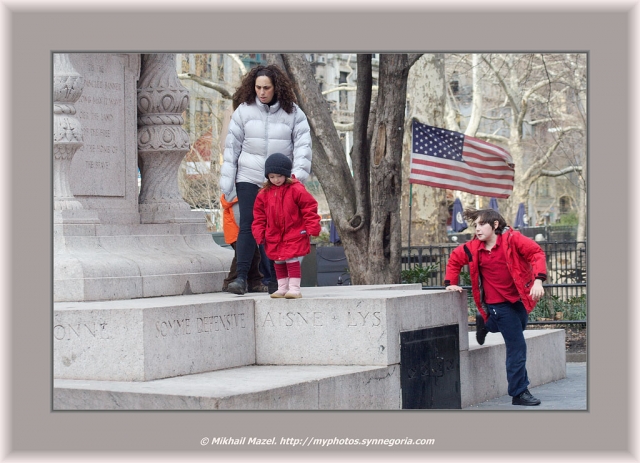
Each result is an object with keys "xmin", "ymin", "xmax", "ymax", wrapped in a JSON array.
[
  {"xmin": 447, "ymin": 225, "xmax": 578, "ymax": 244},
  {"xmin": 402, "ymin": 241, "xmax": 587, "ymax": 322}
]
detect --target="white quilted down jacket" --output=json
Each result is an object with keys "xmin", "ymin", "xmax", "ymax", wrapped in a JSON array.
[{"xmin": 220, "ymin": 97, "xmax": 312, "ymax": 195}]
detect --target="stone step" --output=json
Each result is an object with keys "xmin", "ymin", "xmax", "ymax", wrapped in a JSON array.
[
  {"xmin": 54, "ymin": 230, "xmax": 233, "ymax": 302},
  {"xmin": 461, "ymin": 329, "xmax": 566, "ymax": 407},
  {"xmin": 54, "ymin": 293, "xmax": 257, "ymax": 382},
  {"xmin": 255, "ymin": 286, "xmax": 468, "ymax": 366},
  {"xmin": 53, "ymin": 328, "xmax": 566, "ymax": 410},
  {"xmin": 55, "ymin": 284, "xmax": 456, "ymax": 382},
  {"xmin": 54, "ymin": 365, "xmax": 401, "ymax": 410}
]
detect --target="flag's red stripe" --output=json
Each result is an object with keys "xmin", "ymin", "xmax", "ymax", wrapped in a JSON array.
[
  {"xmin": 410, "ymin": 168, "xmax": 514, "ymax": 188},
  {"xmin": 464, "ymin": 137, "xmax": 512, "ymax": 161},
  {"xmin": 462, "ymin": 149, "xmax": 512, "ymax": 165},
  {"xmin": 464, "ymin": 138, "xmax": 510, "ymax": 157},
  {"xmin": 411, "ymin": 154, "xmax": 513, "ymax": 173},
  {"xmin": 408, "ymin": 178, "xmax": 512, "ymax": 198},
  {"xmin": 410, "ymin": 158, "xmax": 514, "ymax": 180}
]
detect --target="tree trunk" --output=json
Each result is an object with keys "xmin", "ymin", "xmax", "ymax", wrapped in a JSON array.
[
  {"xmin": 577, "ymin": 156, "xmax": 587, "ymax": 242},
  {"xmin": 280, "ymin": 53, "xmax": 419, "ymax": 284},
  {"xmin": 401, "ymin": 54, "xmax": 448, "ymax": 246},
  {"xmin": 365, "ymin": 54, "xmax": 413, "ymax": 283}
]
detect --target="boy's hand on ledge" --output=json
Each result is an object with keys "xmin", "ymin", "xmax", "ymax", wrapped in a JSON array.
[{"xmin": 446, "ymin": 285, "xmax": 464, "ymax": 293}]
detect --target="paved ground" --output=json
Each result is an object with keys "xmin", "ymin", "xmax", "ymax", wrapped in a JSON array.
[{"xmin": 464, "ymin": 362, "xmax": 587, "ymax": 410}]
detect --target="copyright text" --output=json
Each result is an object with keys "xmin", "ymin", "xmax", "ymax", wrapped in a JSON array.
[{"xmin": 200, "ymin": 437, "xmax": 435, "ymax": 447}]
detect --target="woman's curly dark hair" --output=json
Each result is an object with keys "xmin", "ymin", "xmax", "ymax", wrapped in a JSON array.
[{"xmin": 232, "ymin": 65, "xmax": 298, "ymax": 114}]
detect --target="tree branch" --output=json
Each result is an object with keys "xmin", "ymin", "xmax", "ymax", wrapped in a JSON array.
[
  {"xmin": 322, "ymin": 85, "xmax": 379, "ymax": 95},
  {"xmin": 279, "ymin": 53, "xmax": 360, "ymax": 228},
  {"xmin": 540, "ymin": 166, "xmax": 583, "ymax": 177},
  {"xmin": 521, "ymin": 133, "xmax": 565, "ymax": 185},
  {"xmin": 529, "ymin": 118, "xmax": 555, "ymax": 126},
  {"xmin": 178, "ymin": 73, "xmax": 233, "ymax": 99},
  {"xmin": 481, "ymin": 115, "xmax": 507, "ymax": 121},
  {"xmin": 475, "ymin": 132, "xmax": 509, "ymax": 145},
  {"xmin": 483, "ymin": 55, "xmax": 520, "ymax": 114},
  {"xmin": 226, "ymin": 54, "xmax": 247, "ymax": 76}
]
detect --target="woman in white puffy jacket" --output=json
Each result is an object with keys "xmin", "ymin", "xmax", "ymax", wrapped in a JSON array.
[{"xmin": 220, "ymin": 64, "xmax": 312, "ymax": 295}]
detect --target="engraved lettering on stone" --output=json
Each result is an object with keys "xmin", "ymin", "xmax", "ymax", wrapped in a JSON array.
[
  {"xmin": 263, "ymin": 312, "xmax": 275, "ymax": 327},
  {"xmin": 53, "ymin": 322, "xmax": 110, "ymax": 340},
  {"xmin": 261, "ymin": 311, "xmax": 324, "ymax": 327},
  {"xmin": 155, "ymin": 318, "xmax": 192, "ymax": 337},
  {"xmin": 86, "ymin": 161, "xmax": 111, "ymax": 169},
  {"xmin": 68, "ymin": 53, "xmax": 128, "ymax": 197},
  {"xmin": 156, "ymin": 313, "xmax": 246, "ymax": 337},
  {"xmin": 347, "ymin": 311, "xmax": 383, "ymax": 327}
]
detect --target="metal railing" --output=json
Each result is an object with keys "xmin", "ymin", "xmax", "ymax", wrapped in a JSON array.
[
  {"xmin": 402, "ymin": 241, "xmax": 586, "ymax": 293},
  {"xmin": 403, "ymin": 241, "xmax": 587, "ymax": 323}
]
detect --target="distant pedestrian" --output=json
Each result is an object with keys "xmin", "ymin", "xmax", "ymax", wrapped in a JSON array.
[
  {"xmin": 252, "ymin": 153, "xmax": 321, "ymax": 299},
  {"xmin": 444, "ymin": 208, "xmax": 547, "ymax": 406}
]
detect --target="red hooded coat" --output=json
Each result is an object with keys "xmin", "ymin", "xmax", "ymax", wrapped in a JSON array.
[
  {"xmin": 444, "ymin": 228, "xmax": 547, "ymax": 321},
  {"xmin": 252, "ymin": 178, "xmax": 321, "ymax": 261}
]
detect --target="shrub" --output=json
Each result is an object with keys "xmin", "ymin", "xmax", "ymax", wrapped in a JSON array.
[{"xmin": 401, "ymin": 263, "xmax": 439, "ymax": 285}]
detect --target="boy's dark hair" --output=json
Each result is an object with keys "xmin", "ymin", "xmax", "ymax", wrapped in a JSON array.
[{"xmin": 464, "ymin": 208, "xmax": 507, "ymax": 234}]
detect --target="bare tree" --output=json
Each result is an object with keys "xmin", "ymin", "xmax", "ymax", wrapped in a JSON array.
[
  {"xmin": 401, "ymin": 54, "xmax": 449, "ymax": 246},
  {"xmin": 176, "ymin": 54, "xmax": 239, "ymax": 231},
  {"xmin": 446, "ymin": 53, "xmax": 586, "ymax": 232},
  {"xmin": 178, "ymin": 126, "xmax": 222, "ymax": 230},
  {"xmin": 273, "ymin": 53, "xmax": 422, "ymax": 284},
  {"xmin": 480, "ymin": 54, "xmax": 585, "ymax": 222}
]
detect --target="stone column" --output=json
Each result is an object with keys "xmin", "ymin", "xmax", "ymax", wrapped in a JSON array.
[
  {"xmin": 137, "ymin": 53, "xmax": 197, "ymax": 224},
  {"xmin": 53, "ymin": 54, "xmax": 85, "ymax": 212},
  {"xmin": 53, "ymin": 54, "xmax": 99, "ymax": 224}
]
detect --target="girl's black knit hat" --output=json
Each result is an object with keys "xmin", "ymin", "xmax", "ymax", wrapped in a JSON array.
[{"xmin": 264, "ymin": 153, "xmax": 292, "ymax": 178}]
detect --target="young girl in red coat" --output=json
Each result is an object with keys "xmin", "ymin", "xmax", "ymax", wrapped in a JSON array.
[{"xmin": 252, "ymin": 153, "xmax": 321, "ymax": 299}]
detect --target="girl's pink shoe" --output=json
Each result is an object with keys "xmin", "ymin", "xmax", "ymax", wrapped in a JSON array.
[{"xmin": 270, "ymin": 278, "xmax": 289, "ymax": 298}]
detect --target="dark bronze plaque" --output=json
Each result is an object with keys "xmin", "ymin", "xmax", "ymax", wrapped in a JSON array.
[{"xmin": 400, "ymin": 324, "xmax": 461, "ymax": 409}]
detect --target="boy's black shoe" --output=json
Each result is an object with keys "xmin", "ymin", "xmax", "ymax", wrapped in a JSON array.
[
  {"xmin": 512, "ymin": 389, "xmax": 541, "ymax": 406},
  {"xmin": 267, "ymin": 279, "xmax": 278, "ymax": 295},
  {"xmin": 227, "ymin": 277, "xmax": 248, "ymax": 295},
  {"xmin": 476, "ymin": 314, "xmax": 488, "ymax": 345}
]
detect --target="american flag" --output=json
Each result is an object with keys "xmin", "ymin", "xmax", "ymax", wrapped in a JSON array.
[{"xmin": 409, "ymin": 120, "xmax": 515, "ymax": 198}]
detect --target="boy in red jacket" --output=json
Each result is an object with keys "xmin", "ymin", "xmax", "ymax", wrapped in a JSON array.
[
  {"xmin": 252, "ymin": 153, "xmax": 321, "ymax": 299},
  {"xmin": 445, "ymin": 208, "xmax": 547, "ymax": 406}
]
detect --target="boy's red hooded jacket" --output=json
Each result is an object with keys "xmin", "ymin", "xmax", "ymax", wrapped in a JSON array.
[
  {"xmin": 252, "ymin": 178, "xmax": 321, "ymax": 261},
  {"xmin": 444, "ymin": 228, "xmax": 547, "ymax": 321}
]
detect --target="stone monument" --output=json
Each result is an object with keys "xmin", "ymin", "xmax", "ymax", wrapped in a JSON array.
[{"xmin": 53, "ymin": 53, "xmax": 232, "ymax": 302}]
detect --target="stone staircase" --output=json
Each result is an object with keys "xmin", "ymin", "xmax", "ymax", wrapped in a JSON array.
[{"xmin": 53, "ymin": 285, "xmax": 566, "ymax": 410}]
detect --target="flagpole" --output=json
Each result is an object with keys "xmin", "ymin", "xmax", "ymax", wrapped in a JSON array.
[{"xmin": 408, "ymin": 183, "xmax": 413, "ymax": 269}]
